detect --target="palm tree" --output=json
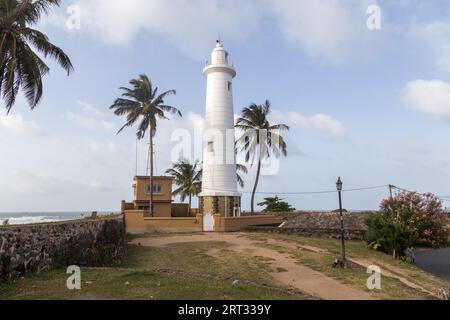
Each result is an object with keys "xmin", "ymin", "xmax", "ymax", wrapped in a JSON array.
[
  {"xmin": 166, "ymin": 160, "xmax": 247, "ymax": 215},
  {"xmin": 165, "ymin": 159, "xmax": 202, "ymax": 216},
  {"xmin": 236, "ymin": 100, "xmax": 289, "ymax": 213},
  {"xmin": 111, "ymin": 74, "xmax": 182, "ymax": 216},
  {"xmin": 236, "ymin": 164, "xmax": 248, "ymax": 188},
  {"xmin": 234, "ymin": 143, "xmax": 248, "ymax": 189},
  {"xmin": 0, "ymin": 0, "xmax": 73, "ymax": 113}
]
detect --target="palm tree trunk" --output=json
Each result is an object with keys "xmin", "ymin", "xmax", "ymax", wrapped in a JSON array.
[
  {"xmin": 149, "ymin": 130, "xmax": 155, "ymax": 217},
  {"xmin": 251, "ymin": 159, "xmax": 262, "ymax": 213},
  {"xmin": 188, "ymin": 195, "xmax": 192, "ymax": 217}
]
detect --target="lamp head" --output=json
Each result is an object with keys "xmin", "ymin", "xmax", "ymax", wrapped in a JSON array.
[{"xmin": 336, "ymin": 177, "xmax": 343, "ymax": 192}]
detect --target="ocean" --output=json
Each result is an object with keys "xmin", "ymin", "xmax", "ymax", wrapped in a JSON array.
[{"xmin": 0, "ymin": 211, "xmax": 119, "ymax": 226}]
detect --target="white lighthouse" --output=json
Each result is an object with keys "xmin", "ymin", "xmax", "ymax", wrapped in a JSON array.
[{"xmin": 199, "ymin": 40, "xmax": 241, "ymax": 217}]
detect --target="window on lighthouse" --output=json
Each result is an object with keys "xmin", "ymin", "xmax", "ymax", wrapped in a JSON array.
[
  {"xmin": 207, "ymin": 141, "xmax": 214, "ymax": 153},
  {"xmin": 228, "ymin": 82, "xmax": 232, "ymax": 91}
]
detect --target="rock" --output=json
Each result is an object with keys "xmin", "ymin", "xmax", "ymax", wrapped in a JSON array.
[{"xmin": 0, "ymin": 217, "xmax": 125, "ymax": 280}]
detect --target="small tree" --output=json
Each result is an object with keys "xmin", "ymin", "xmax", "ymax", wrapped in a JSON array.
[
  {"xmin": 367, "ymin": 192, "xmax": 449, "ymax": 258},
  {"xmin": 258, "ymin": 196, "xmax": 296, "ymax": 213},
  {"xmin": 165, "ymin": 159, "xmax": 202, "ymax": 216}
]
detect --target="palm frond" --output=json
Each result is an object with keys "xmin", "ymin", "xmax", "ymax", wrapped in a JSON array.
[
  {"xmin": 111, "ymin": 74, "xmax": 181, "ymax": 139},
  {"xmin": 0, "ymin": 0, "xmax": 71, "ymax": 112},
  {"xmin": 22, "ymin": 27, "xmax": 73, "ymax": 75},
  {"xmin": 166, "ymin": 159, "xmax": 202, "ymax": 202},
  {"xmin": 235, "ymin": 100, "xmax": 289, "ymax": 165}
]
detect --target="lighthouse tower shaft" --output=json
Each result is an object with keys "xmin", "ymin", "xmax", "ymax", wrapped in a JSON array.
[{"xmin": 199, "ymin": 42, "xmax": 241, "ymax": 217}]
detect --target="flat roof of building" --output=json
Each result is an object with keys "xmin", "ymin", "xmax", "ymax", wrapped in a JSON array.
[{"xmin": 134, "ymin": 176, "xmax": 173, "ymax": 180}]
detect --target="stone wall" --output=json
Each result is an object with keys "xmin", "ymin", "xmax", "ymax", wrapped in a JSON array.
[
  {"xmin": 0, "ymin": 216, "xmax": 125, "ymax": 279},
  {"xmin": 280, "ymin": 211, "xmax": 372, "ymax": 231},
  {"xmin": 244, "ymin": 211, "xmax": 375, "ymax": 241},
  {"xmin": 244, "ymin": 226, "xmax": 368, "ymax": 241}
]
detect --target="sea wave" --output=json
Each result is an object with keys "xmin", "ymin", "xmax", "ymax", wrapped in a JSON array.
[
  {"xmin": 0, "ymin": 216, "xmax": 71, "ymax": 226},
  {"xmin": 0, "ymin": 212, "xmax": 116, "ymax": 226}
]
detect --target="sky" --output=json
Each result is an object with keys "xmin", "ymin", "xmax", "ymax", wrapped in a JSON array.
[{"xmin": 2, "ymin": 0, "xmax": 450, "ymax": 212}]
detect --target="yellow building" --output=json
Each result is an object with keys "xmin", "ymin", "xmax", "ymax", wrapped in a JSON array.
[
  {"xmin": 122, "ymin": 176, "xmax": 175, "ymax": 217},
  {"xmin": 121, "ymin": 176, "xmax": 282, "ymax": 234}
]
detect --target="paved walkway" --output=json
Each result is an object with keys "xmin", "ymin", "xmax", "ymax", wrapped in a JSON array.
[{"xmin": 416, "ymin": 248, "xmax": 450, "ymax": 281}]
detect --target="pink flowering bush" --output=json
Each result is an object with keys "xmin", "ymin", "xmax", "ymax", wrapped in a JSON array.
[{"xmin": 367, "ymin": 192, "xmax": 449, "ymax": 257}]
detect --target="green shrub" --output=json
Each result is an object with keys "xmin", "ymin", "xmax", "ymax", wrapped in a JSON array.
[
  {"xmin": 258, "ymin": 196, "xmax": 296, "ymax": 213},
  {"xmin": 366, "ymin": 192, "xmax": 449, "ymax": 257}
]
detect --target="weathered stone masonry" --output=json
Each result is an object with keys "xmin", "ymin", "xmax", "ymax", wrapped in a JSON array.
[
  {"xmin": 0, "ymin": 216, "xmax": 125, "ymax": 279},
  {"xmin": 244, "ymin": 211, "xmax": 374, "ymax": 241}
]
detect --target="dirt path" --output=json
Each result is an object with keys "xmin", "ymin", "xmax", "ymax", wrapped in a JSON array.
[
  {"xmin": 257, "ymin": 237, "xmax": 439, "ymax": 298},
  {"xmin": 131, "ymin": 233, "xmax": 374, "ymax": 300}
]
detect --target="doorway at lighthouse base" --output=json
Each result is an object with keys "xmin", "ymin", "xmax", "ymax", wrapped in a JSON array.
[{"xmin": 199, "ymin": 196, "xmax": 242, "ymax": 218}]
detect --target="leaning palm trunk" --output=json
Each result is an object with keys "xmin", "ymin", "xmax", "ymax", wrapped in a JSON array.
[
  {"xmin": 149, "ymin": 130, "xmax": 155, "ymax": 217},
  {"xmin": 188, "ymin": 194, "xmax": 192, "ymax": 217},
  {"xmin": 251, "ymin": 160, "xmax": 262, "ymax": 213}
]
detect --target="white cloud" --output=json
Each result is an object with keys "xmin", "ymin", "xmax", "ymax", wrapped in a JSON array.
[
  {"xmin": 59, "ymin": 0, "xmax": 262, "ymax": 59},
  {"xmin": 45, "ymin": 0, "xmax": 379, "ymax": 63},
  {"xmin": 409, "ymin": 22, "xmax": 450, "ymax": 72},
  {"xmin": 146, "ymin": 111, "xmax": 206, "ymax": 174},
  {"xmin": 274, "ymin": 111, "xmax": 346, "ymax": 138},
  {"xmin": 76, "ymin": 100, "xmax": 107, "ymax": 117},
  {"xmin": 86, "ymin": 140, "xmax": 117, "ymax": 154},
  {"xmin": 0, "ymin": 114, "xmax": 48, "ymax": 137},
  {"xmin": 268, "ymin": 0, "xmax": 378, "ymax": 64},
  {"xmin": 308, "ymin": 114, "xmax": 346, "ymax": 137},
  {"xmin": 402, "ymin": 79, "xmax": 450, "ymax": 119},
  {"xmin": 66, "ymin": 101, "xmax": 117, "ymax": 131}
]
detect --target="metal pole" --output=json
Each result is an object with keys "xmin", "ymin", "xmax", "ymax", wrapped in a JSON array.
[
  {"xmin": 389, "ymin": 184, "xmax": 394, "ymax": 200},
  {"xmin": 135, "ymin": 138, "xmax": 138, "ymax": 176},
  {"xmin": 338, "ymin": 190, "xmax": 347, "ymax": 265},
  {"xmin": 390, "ymin": 184, "xmax": 397, "ymax": 259}
]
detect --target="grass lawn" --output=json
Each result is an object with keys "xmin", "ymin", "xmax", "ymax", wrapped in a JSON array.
[
  {"xmin": 122, "ymin": 241, "xmax": 278, "ymax": 285},
  {"xmin": 245, "ymin": 233, "xmax": 448, "ymax": 299},
  {"xmin": 0, "ymin": 232, "xmax": 447, "ymax": 300},
  {"xmin": 0, "ymin": 241, "xmax": 304, "ymax": 300},
  {"xmin": 0, "ymin": 269, "xmax": 299, "ymax": 300}
]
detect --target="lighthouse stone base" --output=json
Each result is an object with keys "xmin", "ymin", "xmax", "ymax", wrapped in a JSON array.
[{"xmin": 199, "ymin": 196, "xmax": 242, "ymax": 217}]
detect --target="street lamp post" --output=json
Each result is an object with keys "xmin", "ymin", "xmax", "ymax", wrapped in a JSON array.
[{"xmin": 336, "ymin": 177, "xmax": 347, "ymax": 267}]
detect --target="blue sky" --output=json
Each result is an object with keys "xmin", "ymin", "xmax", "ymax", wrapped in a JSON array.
[{"xmin": 2, "ymin": 0, "xmax": 450, "ymax": 212}]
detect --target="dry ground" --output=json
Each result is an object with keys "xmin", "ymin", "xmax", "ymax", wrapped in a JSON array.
[
  {"xmin": 1, "ymin": 232, "xmax": 448, "ymax": 300},
  {"xmin": 129, "ymin": 232, "xmax": 449, "ymax": 300}
]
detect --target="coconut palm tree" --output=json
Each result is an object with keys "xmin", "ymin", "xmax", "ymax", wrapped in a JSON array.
[
  {"xmin": 236, "ymin": 100, "xmax": 289, "ymax": 213},
  {"xmin": 0, "ymin": 0, "xmax": 73, "ymax": 113},
  {"xmin": 111, "ymin": 74, "xmax": 182, "ymax": 216},
  {"xmin": 165, "ymin": 159, "xmax": 202, "ymax": 216},
  {"xmin": 166, "ymin": 160, "xmax": 248, "ymax": 215},
  {"xmin": 236, "ymin": 164, "xmax": 248, "ymax": 188}
]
